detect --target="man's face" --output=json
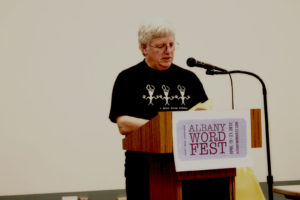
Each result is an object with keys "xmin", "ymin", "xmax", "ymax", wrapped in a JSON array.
[{"xmin": 142, "ymin": 35, "xmax": 175, "ymax": 71}]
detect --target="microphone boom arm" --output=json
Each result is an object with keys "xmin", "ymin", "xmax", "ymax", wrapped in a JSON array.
[{"xmin": 207, "ymin": 69, "xmax": 273, "ymax": 200}]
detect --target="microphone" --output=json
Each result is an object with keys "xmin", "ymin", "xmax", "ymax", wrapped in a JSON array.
[{"xmin": 186, "ymin": 57, "xmax": 228, "ymax": 72}]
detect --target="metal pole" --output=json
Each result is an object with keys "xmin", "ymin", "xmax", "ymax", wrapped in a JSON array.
[{"xmin": 209, "ymin": 70, "xmax": 274, "ymax": 200}]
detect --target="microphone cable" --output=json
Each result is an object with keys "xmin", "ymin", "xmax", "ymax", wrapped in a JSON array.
[{"xmin": 228, "ymin": 73, "xmax": 235, "ymax": 110}]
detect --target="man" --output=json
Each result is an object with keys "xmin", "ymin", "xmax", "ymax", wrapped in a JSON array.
[{"xmin": 109, "ymin": 19, "xmax": 208, "ymax": 200}]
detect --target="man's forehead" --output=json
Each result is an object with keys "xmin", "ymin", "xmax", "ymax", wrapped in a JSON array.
[{"xmin": 151, "ymin": 35, "xmax": 175, "ymax": 44}]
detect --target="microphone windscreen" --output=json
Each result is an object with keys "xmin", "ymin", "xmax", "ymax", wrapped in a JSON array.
[{"xmin": 186, "ymin": 57, "xmax": 197, "ymax": 67}]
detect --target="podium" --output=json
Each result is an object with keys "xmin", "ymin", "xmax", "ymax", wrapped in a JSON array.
[{"xmin": 123, "ymin": 110, "xmax": 262, "ymax": 200}]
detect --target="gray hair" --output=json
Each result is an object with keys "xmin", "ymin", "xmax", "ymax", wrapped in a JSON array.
[{"xmin": 138, "ymin": 18, "xmax": 175, "ymax": 53}]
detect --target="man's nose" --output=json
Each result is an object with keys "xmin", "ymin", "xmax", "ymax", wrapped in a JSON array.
[{"xmin": 164, "ymin": 45, "xmax": 173, "ymax": 53}]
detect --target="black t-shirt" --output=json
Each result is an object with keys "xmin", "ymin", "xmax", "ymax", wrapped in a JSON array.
[{"xmin": 109, "ymin": 60, "xmax": 208, "ymax": 123}]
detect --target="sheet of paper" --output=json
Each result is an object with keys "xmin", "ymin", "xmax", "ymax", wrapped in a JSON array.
[{"xmin": 172, "ymin": 110, "xmax": 253, "ymax": 172}]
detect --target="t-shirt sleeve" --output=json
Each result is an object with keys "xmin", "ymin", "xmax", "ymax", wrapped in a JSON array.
[{"xmin": 109, "ymin": 72, "xmax": 128, "ymax": 123}]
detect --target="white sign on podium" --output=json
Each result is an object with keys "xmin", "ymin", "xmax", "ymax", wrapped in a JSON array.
[{"xmin": 172, "ymin": 110, "xmax": 252, "ymax": 172}]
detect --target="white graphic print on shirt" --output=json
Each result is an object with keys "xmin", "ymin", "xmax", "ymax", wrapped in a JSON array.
[{"xmin": 143, "ymin": 84, "xmax": 190, "ymax": 107}]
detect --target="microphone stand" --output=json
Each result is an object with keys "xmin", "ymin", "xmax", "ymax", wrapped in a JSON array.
[{"xmin": 206, "ymin": 69, "xmax": 273, "ymax": 200}]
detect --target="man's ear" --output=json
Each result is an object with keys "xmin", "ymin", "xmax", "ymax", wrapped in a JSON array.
[{"xmin": 141, "ymin": 43, "xmax": 148, "ymax": 56}]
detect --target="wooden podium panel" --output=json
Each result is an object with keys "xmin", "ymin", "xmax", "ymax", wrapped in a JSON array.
[
  {"xmin": 149, "ymin": 154, "xmax": 236, "ymax": 200},
  {"xmin": 122, "ymin": 109, "xmax": 262, "ymax": 200},
  {"xmin": 123, "ymin": 109, "xmax": 262, "ymax": 153},
  {"xmin": 123, "ymin": 112, "xmax": 173, "ymax": 153},
  {"xmin": 148, "ymin": 154, "xmax": 179, "ymax": 200}
]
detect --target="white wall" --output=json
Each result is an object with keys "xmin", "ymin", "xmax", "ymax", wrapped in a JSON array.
[{"xmin": 0, "ymin": 0, "xmax": 299, "ymax": 196}]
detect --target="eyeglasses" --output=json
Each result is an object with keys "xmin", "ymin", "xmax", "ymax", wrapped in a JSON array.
[{"xmin": 149, "ymin": 42, "xmax": 178, "ymax": 51}]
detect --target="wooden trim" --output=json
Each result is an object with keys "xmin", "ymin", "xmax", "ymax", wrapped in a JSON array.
[
  {"xmin": 176, "ymin": 181, "xmax": 182, "ymax": 200},
  {"xmin": 251, "ymin": 109, "xmax": 262, "ymax": 148},
  {"xmin": 177, "ymin": 168, "xmax": 236, "ymax": 181},
  {"xmin": 229, "ymin": 176, "xmax": 236, "ymax": 200}
]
